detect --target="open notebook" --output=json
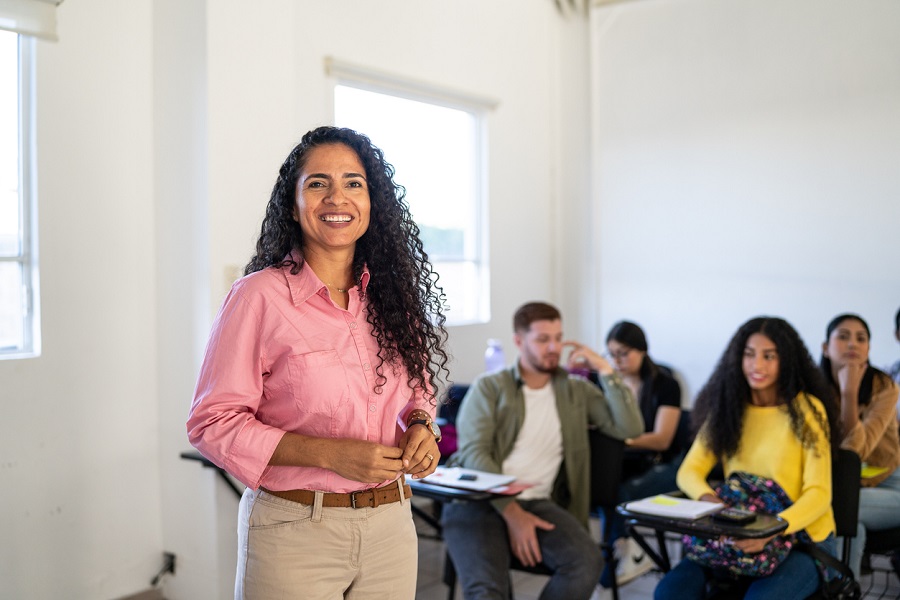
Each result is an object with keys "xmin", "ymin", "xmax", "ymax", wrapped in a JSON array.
[
  {"xmin": 418, "ymin": 466, "xmax": 516, "ymax": 492},
  {"xmin": 624, "ymin": 495, "xmax": 725, "ymax": 520}
]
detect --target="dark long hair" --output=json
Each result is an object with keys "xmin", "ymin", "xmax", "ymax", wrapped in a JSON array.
[
  {"xmin": 692, "ymin": 317, "xmax": 837, "ymax": 460},
  {"xmin": 819, "ymin": 313, "xmax": 877, "ymax": 407},
  {"xmin": 246, "ymin": 126, "xmax": 450, "ymax": 401},
  {"xmin": 606, "ymin": 320, "xmax": 659, "ymax": 411}
]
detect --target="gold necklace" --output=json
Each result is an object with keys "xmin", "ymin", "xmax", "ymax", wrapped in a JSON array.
[{"xmin": 326, "ymin": 283, "xmax": 351, "ymax": 293}]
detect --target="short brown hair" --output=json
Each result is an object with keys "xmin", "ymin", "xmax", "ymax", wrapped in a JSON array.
[{"xmin": 513, "ymin": 302, "xmax": 562, "ymax": 334}]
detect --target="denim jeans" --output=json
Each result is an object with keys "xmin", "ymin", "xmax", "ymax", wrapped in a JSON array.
[
  {"xmin": 441, "ymin": 498, "xmax": 603, "ymax": 600},
  {"xmin": 653, "ymin": 535, "xmax": 836, "ymax": 600},
  {"xmin": 842, "ymin": 467, "xmax": 900, "ymax": 578}
]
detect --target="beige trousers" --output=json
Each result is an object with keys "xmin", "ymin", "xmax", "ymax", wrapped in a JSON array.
[{"xmin": 235, "ymin": 480, "xmax": 417, "ymax": 600}]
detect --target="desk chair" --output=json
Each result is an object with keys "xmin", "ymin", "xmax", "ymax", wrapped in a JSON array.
[
  {"xmin": 591, "ymin": 428, "xmax": 627, "ymax": 600},
  {"xmin": 437, "ymin": 383, "xmax": 468, "ymax": 462},
  {"xmin": 799, "ymin": 447, "xmax": 861, "ymax": 600}
]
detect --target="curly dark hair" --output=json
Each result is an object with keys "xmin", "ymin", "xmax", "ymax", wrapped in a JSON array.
[
  {"xmin": 245, "ymin": 126, "xmax": 450, "ymax": 402},
  {"xmin": 692, "ymin": 317, "xmax": 838, "ymax": 460}
]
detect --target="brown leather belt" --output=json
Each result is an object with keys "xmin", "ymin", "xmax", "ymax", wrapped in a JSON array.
[{"xmin": 263, "ymin": 478, "xmax": 412, "ymax": 509}]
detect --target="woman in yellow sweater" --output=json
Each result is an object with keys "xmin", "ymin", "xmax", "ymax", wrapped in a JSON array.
[
  {"xmin": 820, "ymin": 313, "xmax": 900, "ymax": 578},
  {"xmin": 654, "ymin": 317, "xmax": 839, "ymax": 600}
]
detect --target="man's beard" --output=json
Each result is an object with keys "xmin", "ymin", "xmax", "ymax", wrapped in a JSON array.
[{"xmin": 525, "ymin": 348, "xmax": 559, "ymax": 374}]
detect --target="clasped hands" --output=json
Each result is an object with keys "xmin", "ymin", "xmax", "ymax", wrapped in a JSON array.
[{"xmin": 323, "ymin": 425, "xmax": 439, "ymax": 484}]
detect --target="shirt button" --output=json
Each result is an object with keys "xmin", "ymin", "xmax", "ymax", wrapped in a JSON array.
[
  {"xmin": 349, "ymin": 322, "xmax": 357, "ymax": 329},
  {"xmin": 369, "ymin": 405, "xmax": 376, "ymax": 412},
  {"xmin": 363, "ymin": 363, "xmax": 370, "ymax": 371}
]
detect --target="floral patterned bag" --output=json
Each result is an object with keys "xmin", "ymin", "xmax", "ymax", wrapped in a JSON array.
[{"xmin": 682, "ymin": 471, "xmax": 805, "ymax": 578}]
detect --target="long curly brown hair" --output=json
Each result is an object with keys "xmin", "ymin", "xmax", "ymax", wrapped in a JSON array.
[
  {"xmin": 692, "ymin": 316, "xmax": 838, "ymax": 460},
  {"xmin": 245, "ymin": 126, "xmax": 450, "ymax": 402}
]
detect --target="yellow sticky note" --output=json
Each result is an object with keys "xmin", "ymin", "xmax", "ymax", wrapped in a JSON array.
[{"xmin": 650, "ymin": 495, "xmax": 680, "ymax": 506}]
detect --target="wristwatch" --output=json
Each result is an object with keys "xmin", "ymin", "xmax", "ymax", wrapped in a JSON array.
[{"xmin": 408, "ymin": 412, "xmax": 442, "ymax": 443}]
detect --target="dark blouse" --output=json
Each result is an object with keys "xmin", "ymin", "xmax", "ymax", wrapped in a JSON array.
[{"xmin": 631, "ymin": 365, "xmax": 682, "ymax": 469}]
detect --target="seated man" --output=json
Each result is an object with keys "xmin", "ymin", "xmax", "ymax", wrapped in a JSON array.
[{"xmin": 442, "ymin": 302, "xmax": 644, "ymax": 599}]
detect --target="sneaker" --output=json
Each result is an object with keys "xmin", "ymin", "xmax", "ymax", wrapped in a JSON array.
[{"xmin": 614, "ymin": 537, "xmax": 654, "ymax": 585}]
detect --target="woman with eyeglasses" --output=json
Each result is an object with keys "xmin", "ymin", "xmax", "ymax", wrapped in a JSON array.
[
  {"xmin": 820, "ymin": 313, "xmax": 900, "ymax": 579},
  {"xmin": 599, "ymin": 320, "xmax": 683, "ymax": 588}
]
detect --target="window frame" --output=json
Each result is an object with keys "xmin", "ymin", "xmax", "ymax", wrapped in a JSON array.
[
  {"xmin": 0, "ymin": 33, "xmax": 40, "ymax": 359},
  {"xmin": 326, "ymin": 58, "xmax": 495, "ymax": 326}
]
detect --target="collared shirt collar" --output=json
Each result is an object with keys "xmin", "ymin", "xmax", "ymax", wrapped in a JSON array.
[{"xmin": 282, "ymin": 250, "xmax": 370, "ymax": 307}]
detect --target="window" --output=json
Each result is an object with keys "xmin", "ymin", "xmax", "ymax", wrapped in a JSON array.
[
  {"xmin": 0, "ymin": 30, "xmax": 39, "ymax": 358},
  {"xmin": 331, "ymin": 63, "xmax": 493, "ymax": 326}
]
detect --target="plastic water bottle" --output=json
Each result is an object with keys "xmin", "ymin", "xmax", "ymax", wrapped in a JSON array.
[{"xmin": 484, "ymin": 339, "xmax": 506, "ymax": 372}]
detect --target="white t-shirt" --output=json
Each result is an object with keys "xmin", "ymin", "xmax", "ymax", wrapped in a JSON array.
[{"xmin": 501, "ymin": 382, "xmax": 563, "ymax": 500}]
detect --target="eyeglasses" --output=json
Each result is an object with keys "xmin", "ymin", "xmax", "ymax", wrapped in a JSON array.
[{"xmin": 606, "ymin": 348, "xmax": 634, "ymax": 361}]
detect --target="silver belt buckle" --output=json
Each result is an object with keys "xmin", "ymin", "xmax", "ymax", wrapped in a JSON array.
[{"xmin": 350, "ymin": 490, "xmax": 362, "ymax": 509}]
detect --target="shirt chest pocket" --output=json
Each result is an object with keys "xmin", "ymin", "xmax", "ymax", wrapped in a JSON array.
[{"xmin": 287, "ymin": 350, "xmax": 352, "ymax": 436}]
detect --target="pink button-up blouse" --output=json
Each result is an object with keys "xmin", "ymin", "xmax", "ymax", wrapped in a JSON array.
[{"xmin": 187, "ymin": 260, "xmax": 432, "ymax": 493}]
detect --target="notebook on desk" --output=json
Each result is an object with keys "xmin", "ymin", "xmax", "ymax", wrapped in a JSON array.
[
  {"xmin": 624, "ymin": 495, "xmax": 725, "ymax": 520},
  {"xmin": 418, "ymin": 466, "xmax": 516, "ymax": 492}
]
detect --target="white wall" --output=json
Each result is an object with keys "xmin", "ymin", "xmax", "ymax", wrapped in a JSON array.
[
  {"xmin": 0, "ymin": 1, "xmax": 163, "ymax": 598},
  {"xmin": 590, "ymin": 0, "xmax": 900, "ymax": 402}
]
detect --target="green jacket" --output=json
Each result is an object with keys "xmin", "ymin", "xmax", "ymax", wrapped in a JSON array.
[{"xmin": 448, "ymin": 363, "xmax": 644, "ymax": 526}]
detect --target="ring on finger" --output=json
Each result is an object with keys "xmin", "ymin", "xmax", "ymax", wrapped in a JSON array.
[{"xmin": 425, "ymin": 453, "xmax": 434, "ymax": 462}]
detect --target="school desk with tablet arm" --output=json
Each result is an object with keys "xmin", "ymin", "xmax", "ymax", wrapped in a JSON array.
[
  {"xmin": 408, "ymin": 467, "xmax": 530, "ymax": 533},
  {"xmin": 616, "ymin": 494, "xmax": 789, "ymax": 573}
]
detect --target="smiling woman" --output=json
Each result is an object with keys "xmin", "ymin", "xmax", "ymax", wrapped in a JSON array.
[
  {"xmin": 292, "ymin": 143, "xmax": 371, "ymax": 291},
  {"xmin": 187, "ymin": 126, "xmax": 450, "ymax": 599},
  {"xmin": 655, "ymin": 317, "xmax": 840, "ymax": 600}
]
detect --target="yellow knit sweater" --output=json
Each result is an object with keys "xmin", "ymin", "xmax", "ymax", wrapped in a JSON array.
[{"xmin": 677, "ymin": 395, "xmax": 835, "ymax": 542}]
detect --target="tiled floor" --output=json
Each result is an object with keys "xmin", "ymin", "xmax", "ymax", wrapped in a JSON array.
[{"xmin": 412, "ymin": 498, "xmax": 900, "ymax": 600}]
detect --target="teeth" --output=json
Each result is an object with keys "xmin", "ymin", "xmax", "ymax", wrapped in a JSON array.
[{"xmin": 321, "ymin": 215, "xmax": 351, "ymax": 222}]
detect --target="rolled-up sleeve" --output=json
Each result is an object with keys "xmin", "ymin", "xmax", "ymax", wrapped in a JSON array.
[{"xmin": 187, "ymin": 285, "xmax": 285, "ymax": 489}]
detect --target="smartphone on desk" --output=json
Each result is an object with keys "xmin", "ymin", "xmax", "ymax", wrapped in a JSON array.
[{"xmin": 712, "ymin": 507, "xmax": 757, "ymax": 525}]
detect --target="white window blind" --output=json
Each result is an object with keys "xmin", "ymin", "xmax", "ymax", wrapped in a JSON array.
[{"xmin": 0, "ymin": 0, "xmax": 63, "ymax": 41}]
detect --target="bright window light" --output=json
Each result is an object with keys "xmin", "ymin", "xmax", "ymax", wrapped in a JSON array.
[
  {"xmin": 335, "ymin": 83, "xmax": 489, "ymax": 325},
  {"xmin": 0, "ymin": 30, "xmax": 39, "ymax": 359}
]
